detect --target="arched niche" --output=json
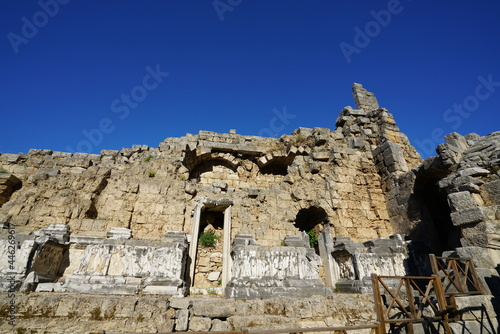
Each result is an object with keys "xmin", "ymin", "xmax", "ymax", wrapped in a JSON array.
[
  {"xmin": 189, "ymin": 159, "xmax": 238, "ymax": 185},
  {"xmin": 294, "ymin": 206, "xmax": 328, "ymax": 255},
  {"xmin": 295, "ymin": 206, "xmax": 328, "ymax": 233}
]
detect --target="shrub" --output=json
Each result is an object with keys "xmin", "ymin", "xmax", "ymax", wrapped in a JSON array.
[
  {"xmin": 293, "ymin": 133, "xmax": 307, "ymax": 145},
  {"xmin": 144, "ymin": 155, "xmax": 154, "ymax": 162},
  {"xmin": 199, "ymin": 232, "xmax": 218, "ymax": 247},
  {"xmin": 148, "ymin": 171, "xmax": 156, "ymax": 178},
  {"xmin": 306, "ymin": 230, "xmax": 318, "ymax": 248},
  {"xmin": 0, "ymin": 167, "xmax": 8, "ymax": 174}
]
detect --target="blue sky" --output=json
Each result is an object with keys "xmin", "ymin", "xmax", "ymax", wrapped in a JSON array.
[{"xmin": 1, "ymin": 1, "xmax": 499, "ymax": 158}]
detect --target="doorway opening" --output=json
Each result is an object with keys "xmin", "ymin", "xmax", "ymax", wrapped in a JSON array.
[
  {"xmin": 188, "ymin": 198, "xmax": 232, "ymax": 295},
  {"xmin": 295, "ymin": 206, "xmax": 328, "ymax": 254},
  {"xmin": 413, "ymin": 173, "xmax": 460, "ymax": 254}
]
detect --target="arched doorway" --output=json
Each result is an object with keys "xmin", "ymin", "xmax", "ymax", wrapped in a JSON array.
[{"xmin": 294, "ymin": 206, "xmax": 328, "ymax": 253}]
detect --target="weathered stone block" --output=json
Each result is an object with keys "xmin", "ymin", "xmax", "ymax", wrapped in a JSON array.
[
  {"xmin": 458, "ymin": 167, "xmax": 491, "ymax": 177},
  {"xmin": 450, "ymin": 207, "xmax": 488, "ymax": 226},
  {"xmin": 455, "ymin": 246, "xmax": 497, "ymax": 268},
  {"xmin": 170, "ymin": 298, "xmax": 191, "ymax": 309},
  {"xmin": 228, "ymin": 315, "xmax": 295, "ymax": 330},
  {"xmin": 189, "ymin": 316, "xmax": 212, "ymax": 332},
  {"xmin": 212, "ymin": 181, "xmax": 228, "ymax": 190},
  {"xmin": 207, "ymin": 271, "xmax": 220, "ymax": 281},
  {"xmin": 106, "ymin": 227, "xmax": 132, "ymax": 240},
  {"xmin": 447, "ymin": 191, "xmax": 477, "ymax": 212},
  {"xmin": 483, "ymin": 180, "xmax": 500, "ymax": 205},
  {"xmin": 449, "ymin": 320, "xmax": 499, "ymax": 334},
  {"xmin": 211, "ymin": 319, "xmax": 229, "ymax": 331},
  {"xmin": 175, "ymin": 308, "xmax": 189, "ymax": 331},
  {"xmin": 192, "ymin": 300, "xmax": 236, "ymax": 318},
  {"xmin": 453, "ymin": 295, "xmax": 497, "ymax": 321}
]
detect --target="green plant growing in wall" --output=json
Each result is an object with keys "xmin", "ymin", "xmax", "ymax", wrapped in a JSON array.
[
  {"xmin": 0, "ymin": 167, "xmax": 8, "ymax": 174},
  {"xmin": 179, "ymin": 174, "xmax": 187, "ymax": 180},
  {"xmin": 306, "ymin": 230, "xmax": 318, "ymax": 248},
  {"xmin": 148, "ymin": 171, "xmax": 156, "ymax": 178},
  {"xmin": 199, "ymin": 232, "xmax": 218, "ymax": 248},
  {"xmin": 144, "ymin": 155, "xmax": 154, "ymax": 162},
  {"xmin": 293, "ymin": 133, "xmax": 307, "ymax": 145}
]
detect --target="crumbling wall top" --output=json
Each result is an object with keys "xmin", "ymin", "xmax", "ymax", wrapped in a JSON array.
[{"xmin": 352, "ymin": 83, "xmax": 379, "ymax": 112}]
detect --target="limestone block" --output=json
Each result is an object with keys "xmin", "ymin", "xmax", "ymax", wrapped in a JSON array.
[
  {"xmin": 75, "ymin": 241, "xmax": 186, "ymax": 279},
  {"xmin": 454, "ymin": 246, "xmax": 497, "ymax": 268},
  {"xmin": 483, "ymin": 180, "xmax": 500, "ymax": 205},
  {"xmin": 210, "ymin": 251, "xmax": 222, "ymax": 259},
  {"xmin": 169, "ymin": 298, "xmax": 191, "ymax": 309},
  {"xmin": 211, "ymin": 319, "xmax": 229, "ymax": 331},
  {"xmin": 189, "ymin": 316, "xmax": 212, "ymax": 332},
  {"xmin": 460, "ymin": 220, "xmax": 500, "ymax": 248},
  {"xmin": 35, "ymin": 282, "xmax": 57, "ymax": 292},
  {"xmin": 449, "ymin": 320, "xmax": 499, "ymax": 334},
  {"xmin": 0, "ymin": 238, "xmax": 35, "ymax": 275},
  {"xmin": 213, "ymin": 181, "xmax": 228, "ymax": 190},
  {"xmin": 106, "ymin": 227, "xmax": 132, "ymax": 240},
  {"xmin": 297, "ymin": 320, "xmax": 327, "ymax": 328},
  {"xmin": 192, "ymin": 299, "xmax": 236, "ymax": 317},
  {"xmin": 458, "ymin": 167, "xmax": 491, "ymax": 177},
  {"xmin": 447, "ymin": 191, "xmax": 477, "ymax": 212},
  {"xmin": 33, "ymin": 224, "xmax": 70, "ymax": 243},
  {"xmin": 353, "ymin": 253, "xmax": 407, "ymax": 279},
  {"xmin": 230, "ymin": 245, "xmax": 322, "ymax": 280},
  {"xmin": 311, "ymin": 151, "xmax": 329, "ymax": 161},
  {"xmin": 197, "ymin": 267, "xmax": 210, "ymax": 274},
  {"xmin": 101, "ymin": 149, "xmax": 119, "ymax": 157},
  {"xmin": 208, "ymin": 271, "xmax": 221, "ymax": 281},
  {"xmin": 453, "ymin": 295, "xmax": 497, "ymax": 321},
  {"xmin": 449, "ymin": 175, "xmax": 484, "ymax": 192},
  {"xmin": 175, "ymin": 308, "xmax": 189, "ymax": 331},
  {"xmin": 450, "ymin": 207, "xmax": 492, "ymax": 226},
  {"xmin": 197, "ymin": 256, "xmax": 210, "ymax": 267}
]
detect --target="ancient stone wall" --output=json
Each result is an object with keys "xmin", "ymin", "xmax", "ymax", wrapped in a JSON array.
[
  {"xmin": 0, "ymin": 84, "xmax": 425, "ymax": 249},
  {"xmin": 1, "ymin": 83, "xmax": 500, "ymax": 331},
  {"xmin": 0, "ymin": 293, "xmax": 377, "ymax": 334}
]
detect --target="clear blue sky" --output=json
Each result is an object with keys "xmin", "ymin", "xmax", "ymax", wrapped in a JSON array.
[{"xmin": 1, "ymin": 1, "xmax": 499, "ymax": 158}]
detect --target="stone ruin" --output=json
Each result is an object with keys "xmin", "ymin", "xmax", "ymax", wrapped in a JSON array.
[{"xmin": 1, "ymin": 83, "xmax": 499, "ymax": 332}]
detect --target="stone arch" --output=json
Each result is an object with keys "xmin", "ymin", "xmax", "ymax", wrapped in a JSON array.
[
  {"xmin": 0, "ymin": 173, "xmax": 22, "ymax": 206},
  {"xmin": 257, "ymin": 153, "xmax": 295, "ymax": 176},
  {"xmin": 294, "ymin": 206, "xmax": 329, "ymax": 234},
  {"xmin": 294, "ymin": 206, "xmax": 329, "ymax": 255},
  {"xmin": 186, "ymin": 152, "xmax": 238, "ymax": 172},
  {"xmin": 188, "ymin": 153, "xmax": 239, "ymax": 184},
  {"xmin": 189, "ymin": 159, "xmax": 237, "ymax": 180}
]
